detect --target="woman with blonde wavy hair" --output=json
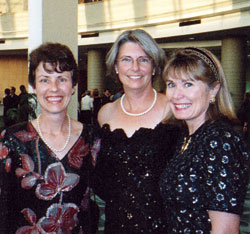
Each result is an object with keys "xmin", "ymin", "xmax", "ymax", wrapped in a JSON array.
[{"xmin": 160, "ymin": 47, "xmax": 249, "ymax": 234}]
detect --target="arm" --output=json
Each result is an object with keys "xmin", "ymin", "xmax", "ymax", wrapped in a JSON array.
[
  {"xmin": 208, "ymin": 210, "xmax": 240, "ymax": 234},
  {"xmin": 97, "ymin": 102, "xmax": 113, "ymax": 127},
  {"xmin": 202, "ymin": 123, "xmax": 249, "ymax": 233}
]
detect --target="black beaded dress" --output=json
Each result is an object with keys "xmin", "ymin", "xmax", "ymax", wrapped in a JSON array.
[
  {"xmin": 93, "ymin": 123, "xmax": 178, "ymax": 234},
  {"xmin": 0, "ymin": 122, "xmax": 101, "ymax": 234},
  {"xmin": 159, "ymin": 120, "xmax": 250, "ymax": 234}
]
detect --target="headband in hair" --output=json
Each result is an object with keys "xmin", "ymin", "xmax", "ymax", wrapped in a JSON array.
[{"xmin": 184, "ymin": 47, "xmax": 219, "ymax": 81}]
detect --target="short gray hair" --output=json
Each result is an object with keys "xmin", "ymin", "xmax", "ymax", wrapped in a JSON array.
[{"xmin": 106, "ymin": 29, "xmax": 166, "ymax": 81}]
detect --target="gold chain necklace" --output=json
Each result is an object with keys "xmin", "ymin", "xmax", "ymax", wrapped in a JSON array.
[{"xmin": 180, "ymin": 136, "xmax": 192, "ymax": 154}]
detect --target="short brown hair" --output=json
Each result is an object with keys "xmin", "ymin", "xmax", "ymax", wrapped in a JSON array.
[{"xmin": 28, "ymin": 42, "xmax": 78, "ymax": 88}]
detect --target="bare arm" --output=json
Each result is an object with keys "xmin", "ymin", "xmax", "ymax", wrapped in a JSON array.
[
  {"xmin": 97, "ymin": 102, "xmax": 113, "ymax": 127},
  {"xmin": 208, "ymin": 210, "xmax": 240, "ymax": 234}
]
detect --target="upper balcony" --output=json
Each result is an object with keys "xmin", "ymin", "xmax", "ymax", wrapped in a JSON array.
[
  {"xmin": 0, "ymin": 0, "xmax": 249, "ymax": 50},
  {"xmin": 78, "ymin": 0, "xmax": 250, "ymax": 46}
]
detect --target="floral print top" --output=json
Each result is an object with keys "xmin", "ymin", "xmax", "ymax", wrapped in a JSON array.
[{"xmin": 0, "ymin": 122, "xmax": 101, "ymax": 234}]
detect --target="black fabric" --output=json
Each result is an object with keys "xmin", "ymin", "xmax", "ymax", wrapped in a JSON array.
[
  {"xmin": 93, "ymin": 123, "xmax": 179, "ymax": 234},
  {"xmin": 159, "ymin": 120, "xmax": 250, "ymax": 234},
  {"xmin": 0, "ymin": 122, "xmax": 100, "ymax": 234}
]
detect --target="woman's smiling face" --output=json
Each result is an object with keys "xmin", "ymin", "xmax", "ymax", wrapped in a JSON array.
[
  {"xmin": 34, "ymin": 62, "xmax": 75, "ymax": 115},
  {"xmin": 115, "ymin": 42, "xmax": 154, "ymax": 91},
  {"xmin": 166, "ymin": 73, "xmax": 217, "ymax": 133}
]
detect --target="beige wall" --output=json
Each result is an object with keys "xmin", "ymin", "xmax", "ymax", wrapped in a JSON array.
[
  {"xmin": 0, "ymin": 55, "xmax": 28, "ymax": 102},
  {"xmin": 0, "ymin": 0, "xmax": 28, "ymax": 13}
]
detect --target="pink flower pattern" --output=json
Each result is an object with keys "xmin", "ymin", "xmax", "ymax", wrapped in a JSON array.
[
  {"xmin": 15, "ymin": 208, "xmax": 40, "ymax": 234},
  {"xmin": 15, "ymin": 154, "xmax": 42, "ymax": 189},
  {"xmin": 0, "ymin": 122, "xmax": 100, "ymax": 234},
  {"xmin": 67, "ymin": 138, "xmax": 90, "ymax": 169},
  {"xmin": 38, "ymin": 203, "xmax": 79, "ymax": 234},
  {"xmin": 36, "ymin": 162, "xmax": 80, "ymax": 201}
]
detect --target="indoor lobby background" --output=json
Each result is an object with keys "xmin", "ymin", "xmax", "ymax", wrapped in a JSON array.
[{"xmin": 0, "ymin": 0, "xmax": 249, "ymax": 120}]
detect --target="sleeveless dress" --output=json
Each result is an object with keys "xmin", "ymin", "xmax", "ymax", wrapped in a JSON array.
[
  {"xmin": 159, "ymin": 120, "xmax": 250, "ymax": 234},
  {"xmin": 0, "ymin": 122, "xmax": 101, "ymax": 234},
  {"xmin": 93, "ymin": 123, "xmax": 178, "ymax": 234}
]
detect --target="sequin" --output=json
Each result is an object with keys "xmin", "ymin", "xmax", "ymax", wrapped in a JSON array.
[
  {"xmin": 220, "ymin": 169, "xmax": 227, "ymax": 177},
  {"xmin": 216, "ymin": 193, "xmax": 225, "ymax": 201},
  {"xmin": 207, "ymin": 165, "xmax": 214, "ymax": 173},
  {"xmin": 223, "ymin": 143, "xmax": 231, "ymax": 151},
  {"xmin": 189, "ymin": 187, "xmax": 196, "ymax": 193},
  {"xmin": 0, "ymin": 122, "xmax": 101, "ymax": 233},
  {"xmin": 218, "ymin": 181, "xmax": 226, "ymax": 190},
  {"xmin": 184, "ymin": 227, "xmax": 191, "ymax": 233},
  {"xmin": 159, "ymin": 120, "xmax": 249, "ymax": 233},
  {"xmin": 222, "ymin": 155, "xmax": 229, "ymax": 164},
  {"xmin": 189, "ymin": 174, "xmax": 197, "ymax": 182},
  {"xmin": 210, "ymin": 140, "xmax": 217, "ymax": 148},
  {"xmin": 95, "ymin": 123, "xmax": 176, "ymax": 233},
  {"xmin": 230, "ymin": 197, "xmax": 237, "ymax": 206},
  {"xmin": 209, "ymin": 153, "xmax": 216, "ymax": 161}
]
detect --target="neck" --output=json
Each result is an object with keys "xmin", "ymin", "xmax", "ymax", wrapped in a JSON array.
[
  {"xmin": 123, "ymin": 88, "xmax": 155, "ymax": 107},
  {"xmin": 120, "ymin": 88, "xmax": 157, "ymax": 117},
  {"xmin": 38, "ymin": 113, "xmax": 69, "ymax": 133},
  {"xmin": 36, "ymin": 113, "xmax": 71, "ymax": 153},
  {"xmin": 186, "ymin": 119, "xmax": 206, "ymax": 135}
]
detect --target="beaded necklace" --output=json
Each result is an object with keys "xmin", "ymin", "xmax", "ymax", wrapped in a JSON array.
[
  {"xmin": 120, "ymin": 89, "xmax": 157, "ymax": 117},
  {"xmin": 37, "ymin": 114, "xmax": 71, "ymax": 153}
]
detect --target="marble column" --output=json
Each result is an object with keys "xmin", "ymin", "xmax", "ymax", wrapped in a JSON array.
[
  {"xmin": 28, "ymin": 0, "xmax": 78, "ymax": 119},
  {"xmin": 221, "ymin": 37, "xmax": 247, "ymax": 111},
  {"xmin": 87, "ymin": 49, "xmax": 105, "ymax": 94}
]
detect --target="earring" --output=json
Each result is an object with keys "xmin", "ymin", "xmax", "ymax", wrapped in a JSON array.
[
  {"xmin": 152, "ymin": 69, "xmax": 155, "ymax": 76},
  {"xmin": 115, "ymin": 67, "xmax": 119, "ymax": 74},
  {"xmin": 209, "ymin": 97, "xmax": 215, "ymax": 104}
]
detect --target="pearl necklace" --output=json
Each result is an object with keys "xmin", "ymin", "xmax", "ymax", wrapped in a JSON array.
[
  {"xmin": 37, "ymin": 114, "xmax": 71, "ymax": 153},
  {"xmin": 120, "ymin": 89, "xmax": 157, "ymax": 117}
]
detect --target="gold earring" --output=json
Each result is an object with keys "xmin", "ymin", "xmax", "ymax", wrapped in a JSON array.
[{"xmin": 209, "ymin": 97, "xmax": 215, "ymax": 104}]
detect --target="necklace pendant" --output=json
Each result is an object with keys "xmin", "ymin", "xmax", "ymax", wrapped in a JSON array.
[{"xmin": 180, "ymin": 136, "xmax": 192, "ymax": 154}]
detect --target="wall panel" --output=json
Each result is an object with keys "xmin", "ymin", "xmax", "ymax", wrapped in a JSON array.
[{"xmin": 0, "ymin": 55, "xmax": 28, "ymax": 102}]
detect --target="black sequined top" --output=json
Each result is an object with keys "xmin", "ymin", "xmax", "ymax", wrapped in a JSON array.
[
  {"xmin": 159, "ymin": 120, "xmax": 250, "ymax": 234},
  {"xmin": 93, "ymin": 123, "xmax": 178, "ymax": 234}
]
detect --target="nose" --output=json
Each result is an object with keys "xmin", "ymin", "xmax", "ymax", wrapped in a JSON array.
[
  {"xmin": 172, "ymin": 86, "xmax": 184, "ymax": 99},
  {"xmin": 131, "ymin": 59, "xmax": 140, "ymax": 71},
  {"xmin": 50, "ymin": 80, "xmax": 59, "ymax": 91}
]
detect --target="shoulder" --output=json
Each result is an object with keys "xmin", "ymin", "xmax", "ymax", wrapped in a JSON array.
[
  {"xmin": 3, "ymin": 122, "xmax": 30, "ymax": 136},
  {"xmin": 201, "ymin": 120, "xmax": 245, "ymax": 149},
  {"xmin": 201, "ymin": 120, "xmax": 249, "ymax": 168},
  {"xmin": 71, "ymin": 119, "xmax": 83, "ymax": 136},
  {"xmin": 98, "ymin": 100, "xmax": 119, "ymax": 126},
  {"xmin": 201, "ymin": 119, "xmax": 249, "ymax": 159}
]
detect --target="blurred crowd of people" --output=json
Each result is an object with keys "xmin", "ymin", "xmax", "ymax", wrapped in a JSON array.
[
  {"xmin": 79, "ymin": 88, "xmax": 123, "ymax": 125},
  {"xmin": 3, "ymin": 85, "xmax": 29, "ymax": 127}
]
